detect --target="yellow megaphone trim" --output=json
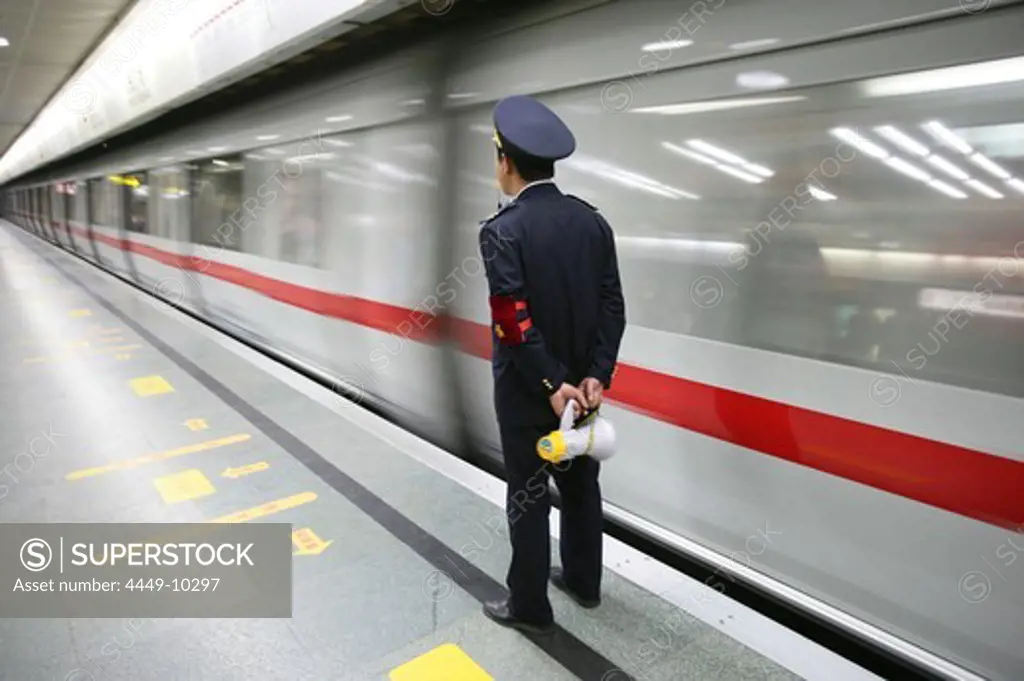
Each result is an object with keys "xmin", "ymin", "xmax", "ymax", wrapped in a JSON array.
[{"xmin": 536, "ymin": 430, "xmax": 567, "ymax": 462}]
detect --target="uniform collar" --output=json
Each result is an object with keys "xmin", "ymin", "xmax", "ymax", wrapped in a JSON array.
[{"xmin": 513, "ymin": 179, "xmax": 558, "ymax": 201}]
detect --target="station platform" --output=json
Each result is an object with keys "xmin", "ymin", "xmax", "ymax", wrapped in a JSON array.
[{"xmin": 0, "ymin": 220, "xmax": 881, "ymax": 681}]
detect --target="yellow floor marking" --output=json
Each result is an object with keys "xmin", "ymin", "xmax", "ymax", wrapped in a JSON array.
[
  {"xmin": 65, "ymin": 341, "xmax": 91, "ymax": 349},
  {"xmin": 292, "ymin": 528, "xmax": 332, "ymax": 556},
  {"xmin": 184, "ymin": 419, "xmax": 209, "ymax": 431},
  {"xmin": 22, "ymin": 356, "xmax": 55, "ymax": 365},
  {"xmin": 222, "ymin": 462, "xmax": 268, "ymax": 479},
  {"xmin": 65, "ymin": 433, "xmax": 251, "ymax": 481},
  {"xmin": 99, "ymin": 336, "xmax": 126, "ymax": 344},
  {"xmin": 69, "ymin": 309, "xmax": 92, "ymax": 317},
  {"xmin": 96, "ymin": 344, "xmax": 142, "ymax": 353},
  {"xmin": 129, "ymin": 375, "xmax": 175, "ymax": 397},
  {"xmin": 114, "ymin": 354, "xmax": 133, "ymax": 361},
  {"xmin": 207, "ymin": 492, "xmax": 318, "ymax": 524},
  {"xmin": 153, "ymin": 469, "xmax": 216, "ymax": 504},
  {"xmin": 389, "ymin": 644, "xmax": 493, "ymax": 681}
]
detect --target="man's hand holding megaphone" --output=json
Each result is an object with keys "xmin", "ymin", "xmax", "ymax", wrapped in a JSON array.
[{"xmin": 548, "ymin": 377, "xmax": 604, "ymax": 418}]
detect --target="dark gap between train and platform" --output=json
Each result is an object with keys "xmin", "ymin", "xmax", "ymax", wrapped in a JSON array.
[
  {"xmin": 17, "ymin": 225, "xmax": 948, "ymax": 681},
  {"xmin": 22, "ymin": 232, "xmax": 632, "ymax": 681}
]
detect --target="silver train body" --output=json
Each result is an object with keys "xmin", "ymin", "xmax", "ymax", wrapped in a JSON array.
[{"xmin": 5, "ymin": 1, "xmax": 1024, "ymax": 678}]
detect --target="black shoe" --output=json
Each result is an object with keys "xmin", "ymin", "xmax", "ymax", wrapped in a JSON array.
[
  {"xmin": 482, "ymin": 599, "xmax": 555, "ymax": 635},
  {"xmin": 550, "ymin": 568, "xmax": 600, "ymax": 609}
]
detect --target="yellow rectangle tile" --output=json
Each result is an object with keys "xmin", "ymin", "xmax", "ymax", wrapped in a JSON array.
[
  {"xmin": 130, "ymin": 375, "xmax": 174, "ymax": 396},
  {"xmin": 389, "ymin": 644, "xmax": 493, "ymax": 681},
  {"xmin": 153, "ymin": 469, "xmax": 215, "ymax": 504},
  {"xmin": 69, "ymin": 309, "xmax": 92, "ymax": 317}
]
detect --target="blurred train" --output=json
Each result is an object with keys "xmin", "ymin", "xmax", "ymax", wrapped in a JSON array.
[{"xmin": 4, "ymin": 0, "xmax": 1024, "ymax": 678}]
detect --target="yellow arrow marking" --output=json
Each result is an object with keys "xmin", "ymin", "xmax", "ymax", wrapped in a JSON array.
[
  {"xmin": 65, "ymin": 433, "xmax": 251, "ymax": 481},
  {"xmin": 222, "ymin": 462, "xmax": 269, "ymax": 479},
  {"xmin": 292, "ymin": 528, "xmax": 333, "ymax": 556},
  {"xmin": 208, "ymin": 492, "xmax": 318, "ymax": 524}
]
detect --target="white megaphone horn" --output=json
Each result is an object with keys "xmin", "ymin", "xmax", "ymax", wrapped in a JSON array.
[{"xmin": 536, "ymin": 399, "xmax": 616, "ymax": 463}]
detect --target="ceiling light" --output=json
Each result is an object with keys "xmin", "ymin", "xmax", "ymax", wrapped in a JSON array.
[
  {"xmin": 927, "ymin": 179, "xmax": 967, "ymax": 199},
  {"xmin": 808, "ymin": 186, "xmax": 837, "ymax": 201},
  {"xmin": 686, "ymin": 139, "xmax": 746, "ymax": 165},
  {"xmin": 921, "ymin": 121, "xmax": 972, "ymax": 154},
  {"xmin": 633, "ymin": 95, "xmax": 805, "ymax": 115},
  {"xmin": 662, "ymin": 143, "xmax": 717, "ymax": 166},
  {"xmin": 742, "ymin": 163, "xmax": 773, "ymax": 178},
  {"xmin": 728, "ymin": 38, "xmax": 779, "ymax": 50},
  {"xmin": 207, "ymin": 146, "xmax": 227, "ymax": 152},
  {"xmin": 873, "ymin": 126, "xmax": 929, "ymax": 156},
  {"xmin": 830, "ymin": 128, "xmax": 889, "ymax": 159},
  {"xmin": 663, "ymin": 142, "xmax": 766, "ymax": 183},
  {"xmin": 964, "ymin": 179, "xmax": 1004, "ymax": 198},
  {"xmin": 257, "ymin": 134, "xmax": 279, "ymax": 141},
  {"xmin": 0, "ymin": 37, "xmax": 10, "ymax": 48},
  {"xmin": 716, "ymin": 165, "xmax": 764, "ymax": 183},
  {"xmin": 565, "ymin": 156, "xmax": 700, "ymax": 200},
  {"xmin": 885, "ymin": 157, "xmax": 931, "ymax": 182},
  {"xmin": 736, "ymin": 71, "xmax": 789, "ymax": 89},
  {"xmin": 862, "ymin": 56, "xmax": 1024, "ymax": 97},
  {"xmin": 325, "ymin": 115, "xmax": 353, "ymax": 123},
  {"xmin": 925, "ymin": 155, "xmax": 970, "ymax": 181},
  {"xmin": 212, "ymin": 159, "xmax": 229, "ymax": 167},
  {"xmin": 1005, "ymin": 178, "xmax": 1024, "ymax": 195},
  {"xmin": 642, "ymin": 40, "xmax": 693, "ymax": 52},
  {"xmin": 968, "ymin": 153, "xmax": 1010, "ymax": 180}
]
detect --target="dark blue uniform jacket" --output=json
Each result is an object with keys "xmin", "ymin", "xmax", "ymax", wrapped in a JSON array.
[{"xmin": 479, "ymin": 182, "xmax": 626, "ymax": 427}]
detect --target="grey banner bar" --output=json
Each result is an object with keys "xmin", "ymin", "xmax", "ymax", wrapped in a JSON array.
[{"xmin": 1, "ymin": 523, "xmax": 292, "ymax": 617}]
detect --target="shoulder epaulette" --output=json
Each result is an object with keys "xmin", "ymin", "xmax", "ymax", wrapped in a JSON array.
[
  {"xmin": 479, "ymin": 199, "xmax": 520, "ymax": 227},
  {"xmin": 566, "ymin": 194, "xmax": 599, "ymax": 211}
]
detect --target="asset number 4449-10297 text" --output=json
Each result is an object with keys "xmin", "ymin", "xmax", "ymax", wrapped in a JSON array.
[{"xmin": 125, "ymin": 577, "xmax": 220, "ymax": 591}]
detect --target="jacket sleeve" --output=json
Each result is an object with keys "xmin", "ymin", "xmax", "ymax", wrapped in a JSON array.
[
  {"xmin": 479, "ymin": 219, "xmax": 569, "ymax": 396},
  {"xmin": 586, "ymin": 218, "xmax": 626, "ymax": 388}
]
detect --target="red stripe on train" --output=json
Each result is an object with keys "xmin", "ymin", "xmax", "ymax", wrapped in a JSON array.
[{"xmin": 84, "ymin": 227, "xmax": 1024, "ymax": 530}]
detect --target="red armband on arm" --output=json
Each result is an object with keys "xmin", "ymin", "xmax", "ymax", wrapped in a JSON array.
[{"xmin": 489, "ymin": 295, "xmax": 533, "ymax": 346}]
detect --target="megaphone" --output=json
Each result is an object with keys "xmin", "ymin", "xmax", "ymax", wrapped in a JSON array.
[{"xmin": 536, "ymin": 400, "xmax": 616, "ymax": 463}]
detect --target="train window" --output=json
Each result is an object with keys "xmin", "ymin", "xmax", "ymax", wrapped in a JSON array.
[
  {"xmin": 192, "ymin": 156, "xmax": 243, "ymax": 251},
  {"xmin": 89, "ymin": 177, "xmax": 123, "ymax": 230},
  {"xmin": 72, "ymin": 181, "xmax": 87, "ymax": 228},
  {"xmin": 64, "ymin": 182, "xmax": 78, "ymax": 225},
  {"xmin": 124, "ymin": 172, "xmax": 148, "ymax": 233},
  {"xmin": 242, "ymin": 142, "xmax": 327, "ymax": 267},
  {"xmin": 148, "ymin": 166, "xmax": 190, "ymax": 241},
  {"xmin": 454, "ymin": 66, "xmax": 1024, "ymax": 398}
]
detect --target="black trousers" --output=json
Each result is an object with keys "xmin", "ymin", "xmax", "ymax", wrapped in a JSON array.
[{"xmin": 498, "ymin": 419, "xmax": 603, "ymax": 624}]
